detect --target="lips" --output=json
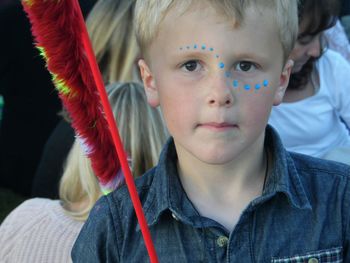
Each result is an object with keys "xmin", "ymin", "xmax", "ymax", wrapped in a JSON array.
[
  {"xmin": 292, "ymin": 57, "xmax": 310, "ymax": 73},
  {"xmin": 199, "ymin": 122, "xmax": 237, "ymax": 131}
]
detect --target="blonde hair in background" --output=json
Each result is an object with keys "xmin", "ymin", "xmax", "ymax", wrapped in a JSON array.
[
  {"xmin": 59, "ymin": 140, "xmax": 99, "ymax": 221},
  {"xmin": 107, "ymin": 82, "xmax": 168, "ymax": 177},
  {"xmin": 87, "ymin": 0, "xmax": 139, "ymax": 83},
  {"xmin": 59, "ymin": 82, "xmax": 168, "ymax": 221},
  {"xmin": 134, "ymin": 0, "xmax": 298, "ymax": 60}
]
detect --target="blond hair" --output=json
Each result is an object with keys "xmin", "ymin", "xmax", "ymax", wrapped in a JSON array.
[
  {"xmin": 134, "ymin": 0, "xmax": 298, "ymax": 59},
  {"xmin": 87, "ymin": 0, "xmax": 139, "ymax": 83},
  {"xmin": 59, "ymin": 82, "xmax": 168, "ymax": 221}
]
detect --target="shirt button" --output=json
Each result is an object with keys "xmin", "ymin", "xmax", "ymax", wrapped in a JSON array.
[
  {"xmin": 171, "ymin": 213, "xmax": 179, "ymax": 221},
  {"xmin": 308, "ymin": 258, "xmax": 319, "ymax": 263},
  {"xmin": 216, "ymin": 236, "xmax": 229, "ymax": 247}
]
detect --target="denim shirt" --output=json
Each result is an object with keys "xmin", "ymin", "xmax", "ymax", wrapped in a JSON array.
[{"xmin": 72, "ymin": 126, "xmax": 350, "ymax": 262}]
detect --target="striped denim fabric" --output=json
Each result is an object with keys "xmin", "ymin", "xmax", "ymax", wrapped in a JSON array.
[{"xmin": 272, "ymin": 247, "xmax": 342, "ymax": 263}]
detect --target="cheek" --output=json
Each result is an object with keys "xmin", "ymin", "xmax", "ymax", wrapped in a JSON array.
[
  {"xmin": 290, "ymin": 45, "xmax": 305, "ymax": 61},
  {"xmin": 238, "ymin": 89, "xmax": 275, "ymax": 126},
  {"xmin": 225, "ymin": 74, "xmax": 270, "ymax": 92},
  {"xmin": 159, "ymin": 88, "xmax": 196, "ymax": 133}
]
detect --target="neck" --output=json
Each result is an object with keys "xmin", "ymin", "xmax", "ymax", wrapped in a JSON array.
[
  {"xmin": 64, "ymin": 198, "xmax": 89, "ymax": 213},
  {"xmin": 178, "ymin": 136, "xmax": 266, "ymax": 195},
  {"xmin": 176, "ymin": 134, "xmax": 268, "ymax": 231}
]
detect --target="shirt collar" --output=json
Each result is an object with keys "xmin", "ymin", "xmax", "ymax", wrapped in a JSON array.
[
  {"xmin": 141, "ymin": 138, "xmax": 204, "ymax": 229},
  {"xmin": 140, "ymin": 125, "xmax": 311, "ymax": 230},
  {"xmin": 262, "ymin": 125, "xmax": 311, "ymax": 211}
]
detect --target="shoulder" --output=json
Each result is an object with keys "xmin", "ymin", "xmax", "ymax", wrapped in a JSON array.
[
  {"xmin": 321, "ymin": 49, "xmax": 347, "ymax": 61},
  {"xmin": 72, "ymin": 168, "xmax": 157, "ymax": 262},
  {"xmin": 110, "ymin": 167, "xmax": 156, "ymax": 206},
  {"xmin": 0, "ymin": 198, "xmax": 79, "ymax": 261},
  {"xmin": 0, "ymin": 198, "xmax": 82, "ymax": 236},
  {"xmin": 289, "ymin": 152, "xmax": 350, "ymax": 237},
  {"xmin": 77, "ymin": 165, "xmax": 158, "ymax": 224},
  {"xmin": 290, "ymin": 152, "xmax": 350, "ymax": 205},
  {"xmin": 290, "ymin": 151, "xmax": 350, "ymax": 178},
  {"xmin": 103, "ymin": 167, "xmax": 157, "ymax": 229},
  {"xmin": 318, "ymin": 49, "xmax": 350, "ymax": 73},
  {"xmin": 0, "ymin": 198, "xmax": 52, "ymax": 226}
]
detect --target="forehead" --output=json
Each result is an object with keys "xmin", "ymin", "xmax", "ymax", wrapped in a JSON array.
[
  {"xmin": 298, "ymin": 14, "xmax": 322, "ymax": 38},
  {"xmin": 148, "ymin": 3, "xmax": 283, "ymax": 63}
]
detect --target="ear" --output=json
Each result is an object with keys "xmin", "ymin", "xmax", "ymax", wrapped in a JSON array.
[
  {"xmin": 273, "ymin": 59, "xmax": 294, "ymax": 106},
  {"xmin": 138, "ymin": 59, "xmax": 160, "ymax": 107}
]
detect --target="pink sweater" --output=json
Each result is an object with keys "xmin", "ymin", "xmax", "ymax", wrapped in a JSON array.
[{"xmin": 0, "ymin": 198, "xmax": 84, "ymax": 263}]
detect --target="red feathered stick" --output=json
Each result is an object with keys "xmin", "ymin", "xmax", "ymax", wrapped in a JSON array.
[{"xmin": 22, "ymin": 0, "xmax": 159, "ymax": 262}]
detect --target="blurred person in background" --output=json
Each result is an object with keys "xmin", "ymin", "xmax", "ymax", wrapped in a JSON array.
[
  {"xmin": 0, "ymin": 82, "xmax": 168, "ymax": 263},
  {"xmin": 269, "ymin": 0, "xmax": 350, "ymax": 165}
]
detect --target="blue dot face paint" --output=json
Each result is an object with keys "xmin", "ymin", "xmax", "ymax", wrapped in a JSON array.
[
  {"xmin": 178, "ymin": 44, "xmax": 270, "ymax": 94},
  {"xmin": 228, "ymin": 76, "xmax": 268, "ymax": 92},
  {"xmin": 244, "ymin": 84, "xmax": 251, "ymax": 90}
]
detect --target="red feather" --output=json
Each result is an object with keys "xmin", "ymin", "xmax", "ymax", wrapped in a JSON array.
[{"xmin": 22, "ymin": 0, "xmax": 119, "ymax": 185}]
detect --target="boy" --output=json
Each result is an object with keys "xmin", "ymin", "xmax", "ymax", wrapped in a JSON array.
[{"xmin": 72, "ymin": 0, "xmax": 350, "ymax": 262}]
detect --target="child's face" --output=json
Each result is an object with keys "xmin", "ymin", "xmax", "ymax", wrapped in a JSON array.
[
  {"xmin": 139, "ymin": 3, "xmax": 292, "ymax": 165},
  {"xmin": 290, "ymin": 17, "xmax": 322, "ymax": 73}
]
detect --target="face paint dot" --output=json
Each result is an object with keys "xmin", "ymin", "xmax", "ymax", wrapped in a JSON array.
[
  {"xmin": 209, "ymin": 47, "xmax": 214, "ymax": 51},
  {"xmin": 233, "ymin": 80, "xmax": 239, "ymax": 88},
  {"xmin": 224, "ymin": 71, "xmax": 232, "ymax": 78},
  {"xmin": 201, "ymin": 45, "xmax": 206, "ymax": 50},
  {"xmin": 255, "ymin": 84, "xmax": 261, "ymax": 90},
  {"xmin": 244, "ymin": 84, "xmax": 251, "ymax": 90},
  {"xmin": 263, "ymin": 80, "xmax": 269, "ymax": 87},
  {"xmin": 219, "ymin": 62, "xmax": 225, "ymax": 69},
  {"xmin": 194, "ymin": 44, "xmax": 198, "ymax": 49}
]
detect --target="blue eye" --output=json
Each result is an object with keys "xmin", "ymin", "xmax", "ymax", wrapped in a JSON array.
[
  {"xmin": 235, "ymin": 61, "xmax": 257, "ymax": 72},
  {"xmin": 182, "ymin": 60, "xmax": 200, "ymax": 72}
]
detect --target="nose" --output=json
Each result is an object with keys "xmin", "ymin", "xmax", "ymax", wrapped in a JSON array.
[
  {"xmin": 306, "ymin": 37, "xmax": 321, "ymax": 58},
  {"xmin": 206, "ymin": 75, "xmax": 233, "ymax": 107}
]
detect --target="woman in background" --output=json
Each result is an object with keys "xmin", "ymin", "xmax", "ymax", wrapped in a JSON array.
[
  {"xmin": 0, "ymin": 82, "xmax": 168, "ymax": 263},
  {"xmin": 269, "ymin": 0, "xmax": 350, "ymax": 165}
]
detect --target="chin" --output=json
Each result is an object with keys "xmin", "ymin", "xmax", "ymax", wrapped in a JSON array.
[
  {"xmin": 292, "ymin": 64, "xmax": 303, "ymax": 73},
  {"xmin": 196, "ymin": 150, "xmax": 237, "ymax": 165},
  {"xmin": 292, "ymin": 59, "xmax": 309, "ymax": 73}
]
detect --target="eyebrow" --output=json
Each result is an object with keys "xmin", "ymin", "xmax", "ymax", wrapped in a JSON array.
[
  {"xmin": 230, "ymin": 52, "xmax": 269, "ymax": 63},
  {"xmin": 173, "ymin": 48, "xmax": 270, "ymax": 65},
  {"xmin": 173, "ymin": 50, "xmax": 215, "ymax": 59}
]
